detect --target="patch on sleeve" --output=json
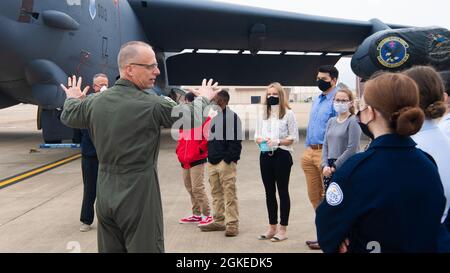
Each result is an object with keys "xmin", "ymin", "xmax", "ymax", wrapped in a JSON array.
[
  {"xmin": 162, "ymin": 96, "xmax": 177, "ymax": 106},
  {"xmin": 326, "ymin": 182, "xmax": 344, "ymax": 206}
]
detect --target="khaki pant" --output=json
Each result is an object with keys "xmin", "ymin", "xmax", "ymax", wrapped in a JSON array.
[
  {"xmin": 182, "ymin": 163, "xmax": 210, "ymax": 216},
  {"xmin": 301, "ymin": 148, "xmax": 324, "ymax": 210},
  {"xmin": 207, "ymin": 161, "xmax": 239, "ymax": 228}
]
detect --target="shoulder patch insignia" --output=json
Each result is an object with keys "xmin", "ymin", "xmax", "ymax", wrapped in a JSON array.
[
  {"xmin": 326, "ymin": 182, "xmax": 344, "ymax": 206},
  {"xmin": 162, "ymin": 95, "xmax": 177, "ymax": 106}
]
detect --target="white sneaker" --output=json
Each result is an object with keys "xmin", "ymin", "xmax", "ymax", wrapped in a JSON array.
[{"xmin": 80, "ymin": 223, "xmax": 91, "ymax": 232}]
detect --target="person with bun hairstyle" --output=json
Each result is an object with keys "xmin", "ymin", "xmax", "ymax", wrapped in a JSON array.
[
  {"xmin": 316, "ymin": 72, "xmax": 447, "ymax": 253},
  {"xmin": 404, "ymin": 66, "xmax": 450, "ymax": 247},
  {"xmin": 438, "ymin": 71, "xmax": 450, "ymax": 233}
]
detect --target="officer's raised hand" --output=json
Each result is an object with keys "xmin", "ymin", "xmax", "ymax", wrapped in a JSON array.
[
  {"xmin": 60, "ymin": 75, "xmax": 90, "ymax": 100},
  {"xmin": 189, "ymin": 78, "xmax": 220, "ymax": 100}
]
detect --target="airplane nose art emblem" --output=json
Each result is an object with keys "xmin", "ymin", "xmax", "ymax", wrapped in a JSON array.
[
  {"xmin": 89, "ymin": 0, "xmax": 97, "ymax": 20},
  {"xmin": 377, "ymin": 37, "xmax": 410, "ymax": 68}
]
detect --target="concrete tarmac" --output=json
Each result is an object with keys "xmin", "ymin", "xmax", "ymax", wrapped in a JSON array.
[{"xmin": 0, "ymin": 104, "xmax": 319, "ymax": 253}]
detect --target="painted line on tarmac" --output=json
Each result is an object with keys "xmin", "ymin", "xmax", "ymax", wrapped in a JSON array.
[{"xmin": 0, "ymin": 153, "xmax": 81, "ymax": 190}]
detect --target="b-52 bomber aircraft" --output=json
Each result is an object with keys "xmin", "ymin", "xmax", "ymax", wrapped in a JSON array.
[{"xmin": 1, "ymin": 0, "xmax": 449, "ymax": 142}]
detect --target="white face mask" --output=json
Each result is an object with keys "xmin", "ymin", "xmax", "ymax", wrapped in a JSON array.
[
  {"xmin": 100, "ymin": 86, "xmax": 107, "ymax": 92},
  {"xmin": 333, "ymin": 102, "xmax": 349, "ymax": 114}
]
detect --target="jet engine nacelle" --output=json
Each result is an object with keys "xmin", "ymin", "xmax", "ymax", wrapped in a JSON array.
[
  {"xmin": 25, "ymin": 59, "xmax": 74, "ymax": 143},
  {"xmin": 25, "ymin": 59, "xmax": 68, "ymax": 110},
  {"xmin": 351, "ymin": 27, "xmax": 450, "ymax": 80}
]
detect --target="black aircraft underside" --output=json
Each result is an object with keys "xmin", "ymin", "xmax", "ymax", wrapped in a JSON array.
[
  {"xmin": 1, "ymin": 0, "xmax": 449, "ymax": 142},
  {"xmin": 166, "ymin": 53, "xmax": 341, "ymax": 86}
]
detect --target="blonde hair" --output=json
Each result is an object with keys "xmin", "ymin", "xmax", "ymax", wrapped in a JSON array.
[{"xmin": 264, "ymin": 82, "xmax": 291, "ymax": 120}]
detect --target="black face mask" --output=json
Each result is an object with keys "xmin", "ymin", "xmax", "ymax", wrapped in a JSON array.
[
  {"xmin": 267, "ymin": 96, "xmax": 279, "ymax": 106},
  {"xmin": 358, "ymin": 122, "xmax": 374, "ymax": 140},
  {"xmin": 317, "ymin": 79, "xmax": 332, "ymax": 92},
  {"xmin": 356, "ymin": 111, "xmax": 374, "ymax": 140}
]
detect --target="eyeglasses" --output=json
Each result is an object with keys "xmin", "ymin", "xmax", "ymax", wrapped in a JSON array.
[
  {"xmin": 129, "ymin": 63, "xmax": 159, "ymax": 70},
  {"xmin": 334, "ymin": 99, "xmax": 350, "ymax": 103}
]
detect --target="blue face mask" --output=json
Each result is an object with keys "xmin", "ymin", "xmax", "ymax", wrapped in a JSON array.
[
  {"xmin": 259, "ymin": 140, "xmax": 270, "ymax": 152},
  {"xmin": 333, "ymin": 102, "xmax": 349, "ymax": 114}
]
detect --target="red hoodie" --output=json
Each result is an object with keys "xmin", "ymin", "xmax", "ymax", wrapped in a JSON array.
[{"xmin": 176, "ymin": 117, "xmax": 211, "ymax": 169}]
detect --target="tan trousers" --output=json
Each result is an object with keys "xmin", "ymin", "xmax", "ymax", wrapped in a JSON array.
[
  {"xmin": 182, "ymin": 163, "xmax": 211, "ymax": 216},
  {"xmin": 301, "ymin": 148, "xmax": 324, "ymax": 210},
  {"xmin": 207, "ymin": 161, "xmax": 239, "ymax": 228}
]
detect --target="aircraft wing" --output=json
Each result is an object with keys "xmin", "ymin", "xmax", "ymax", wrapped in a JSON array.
[
  {"xmin": 128, "ymin": 0, "xmax": 406, "ymax": 85},
  {"xmin": 128, "ymin": 0, "xmax": 405, "ymax": 53}
]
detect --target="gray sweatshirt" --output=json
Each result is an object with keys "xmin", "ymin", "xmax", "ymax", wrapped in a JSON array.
[{"xmin": 322, "ymin": 115, "xmax": 361, "ymax": 169}]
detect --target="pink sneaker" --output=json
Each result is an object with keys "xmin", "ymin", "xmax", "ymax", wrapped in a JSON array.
[
  {"xmin": 179, "ymin": 215, "xmax": 202, "ymax": 224},
  {"xmin": 198, "ymin": 216, "xmax": 213, "ymax": 226}
]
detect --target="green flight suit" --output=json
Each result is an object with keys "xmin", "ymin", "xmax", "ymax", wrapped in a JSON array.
[{"xmin": 61, "ymin": 79, "xmax": 209, "ymax": 253}]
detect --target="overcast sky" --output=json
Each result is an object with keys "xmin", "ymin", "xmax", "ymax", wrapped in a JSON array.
[{"xmin": 213, "ymin": 0, "xmax": 450, "ymax": 88}]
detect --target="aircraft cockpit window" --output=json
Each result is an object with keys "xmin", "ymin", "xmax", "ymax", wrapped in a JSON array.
[
  {"xmin": 18, "ymin": 0, "xmax": 32, "ymax": 22},
  {"xmin": 18, "ymin": 0, "xmax": 38, "ymax": 23}
]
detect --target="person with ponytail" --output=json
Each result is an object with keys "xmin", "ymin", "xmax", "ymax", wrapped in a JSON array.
[
  {"xmin": 316, "ymin": 72, "xmax": 447, "ymax": 253},
  {"xmin": 255, "ymin": 82, "xmax": 299, "ymax": 242},
  {"xmin": 438, "ymin": 71, "xmax": 450, "ymax": 233},
  {"xmin": 404, "ymin": 66, "xmax": 450, "ymax": 250}
]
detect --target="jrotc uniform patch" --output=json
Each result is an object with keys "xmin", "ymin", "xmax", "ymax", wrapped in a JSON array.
[{"xmin": 326, "ymin": 182, "xmax": 343, "ymax": 206}]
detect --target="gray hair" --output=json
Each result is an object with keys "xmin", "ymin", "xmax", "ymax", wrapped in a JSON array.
[
  {"xmin": 93, "ymin": 73, "xmax": 108, "ymax": 81},
  {"xmin": 117, "ymin": 41, "xmax": 152, "ymax": 71}
]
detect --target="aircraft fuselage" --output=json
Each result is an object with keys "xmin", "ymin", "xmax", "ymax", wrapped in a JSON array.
[{"xmin": 0, "ymin": 0, "xmax": 147, "ymax": 109}]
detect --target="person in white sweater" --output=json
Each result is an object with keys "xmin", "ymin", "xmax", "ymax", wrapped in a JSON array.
[{"xmin": 404, "ymin": 66, "xmax": 450, "ymax": 249}]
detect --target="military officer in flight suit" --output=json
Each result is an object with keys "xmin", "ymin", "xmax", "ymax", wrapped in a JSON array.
[
  {"xmin": 316, "ymin": 73, "xmax": 448, "ymax": 253},
  {"xmin": 60, "ymin": 41, "xmax": 219, "ymax": 253}
]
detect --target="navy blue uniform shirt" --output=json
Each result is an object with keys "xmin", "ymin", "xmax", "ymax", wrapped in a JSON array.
[{"xmin": 316, "ymin": 134, "xmax": 446, "ymax": 253}]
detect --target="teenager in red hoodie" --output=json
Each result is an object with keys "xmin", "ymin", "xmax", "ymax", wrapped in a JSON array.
[{"xmin": 176, "ymin": 92, "xmax": 212, "ymax": 225}]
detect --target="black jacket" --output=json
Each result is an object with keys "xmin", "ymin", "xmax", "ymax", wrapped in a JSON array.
[
  {"xmin": 208, "ymin": 107, "xmax": 242, "ymax": 165},
  {"xmin": 316, "ymin": 134, "xmax": 448, "ymax": 253}
]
